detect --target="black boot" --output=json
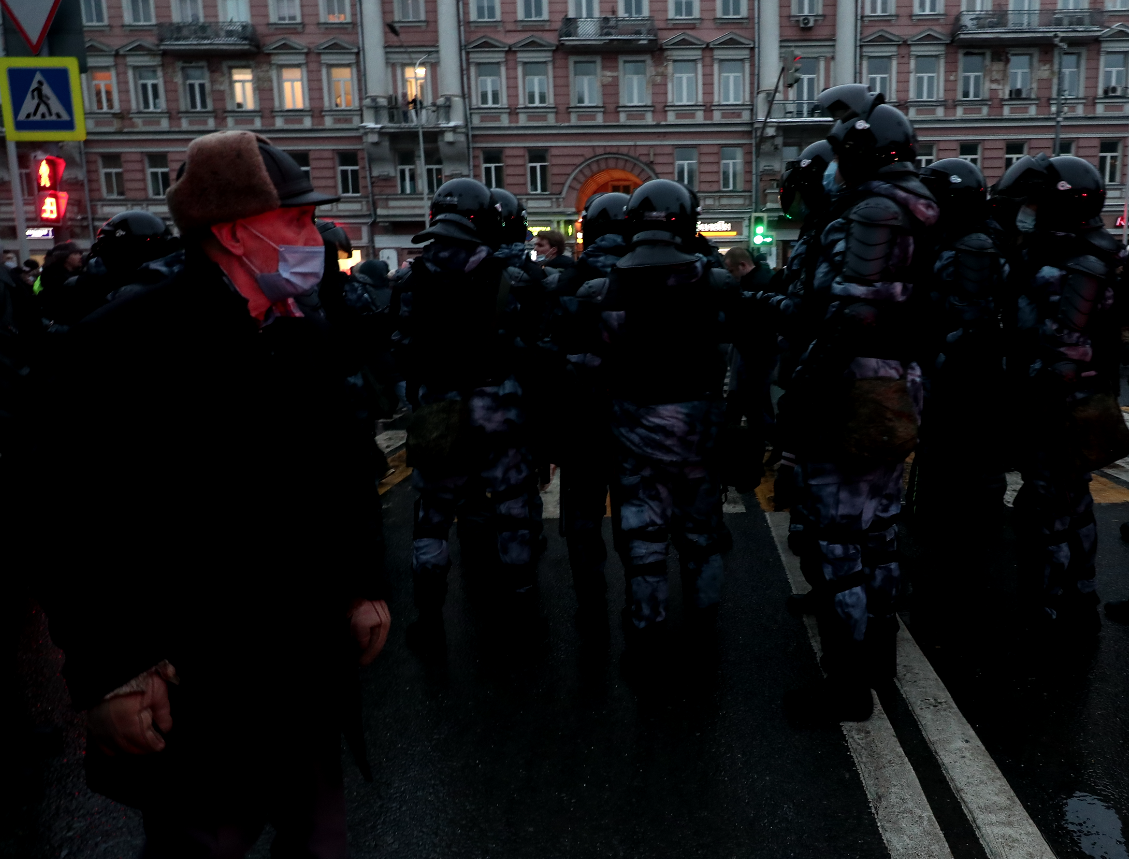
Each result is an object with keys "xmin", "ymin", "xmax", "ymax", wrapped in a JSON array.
[
  {"xmin": 784, "ymin": 639, "xmax": 873, "ymax": 725},
  {"xmin": 863, "ymin": 615, "xmax": 899, "ymax": 688},
  {"xmin": 405, "ymin": 608, "xmax": 446, "ymax": 655}
]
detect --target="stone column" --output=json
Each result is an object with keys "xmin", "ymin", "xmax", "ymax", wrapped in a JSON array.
[
  {"xmin": 437, "ymin": 0, "xmax": 464, "ymax": 124},
  {"xmin": 360, "ymin": 0, "xmax": 391, "ymax": 123},
  {"xmin": 758, "ymin": 0, "xmax": 780, "ymax": 117},
  {"xmin": 833, "ymin": 0, "xmax": 858, "ymax": 85}
]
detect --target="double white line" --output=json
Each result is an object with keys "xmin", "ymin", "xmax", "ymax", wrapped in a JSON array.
[{"xmin": 765, "ymin": 512, "xmax": 1057, "ymax": 859}]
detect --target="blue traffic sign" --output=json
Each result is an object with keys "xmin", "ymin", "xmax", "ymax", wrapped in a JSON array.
[{"xmin": 0, "ymin": 57, "xmax": 85, "ymax": 141}]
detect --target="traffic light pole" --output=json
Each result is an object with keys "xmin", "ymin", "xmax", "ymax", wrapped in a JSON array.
[{"xmin": 7, "ymin": 139, "xmax": 29, "ymax": 264}]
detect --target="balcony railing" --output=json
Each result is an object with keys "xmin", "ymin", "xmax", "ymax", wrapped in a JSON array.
[
  {"xmin": 156, "ymin": 21, "xmax": 259, "ymax": 52},
  {"xmin": 768, "ymin": 100, "xmax": 830, "ymax": 119},
  {"xmin": 558, "ymin": 16, "xmax": 658, "ymax": 50},
  {"xmin": 953, "ymin": 8, "xmax": 1105, "ymax": 39},
  {"xmin": 371, "ymin": 102, "xmax": 452, "ymax": 126}
]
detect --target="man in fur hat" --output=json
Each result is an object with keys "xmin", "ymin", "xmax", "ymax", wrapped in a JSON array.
[{"xmin": 24, "ymin": 131, "xmax": 390, "ymax": 858}]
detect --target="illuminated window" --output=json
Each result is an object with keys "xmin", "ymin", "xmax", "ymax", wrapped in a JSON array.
[
  {"xmin": 528, "ymin": 149, "xmax": 548, "ymax": 194},
  {"xmin": 91, "ymin": 69, "xmax": 115, "ymax": 111},
  {"xmin": 720, "ymin": 147, "xmax": 742, "ymax": 190},
  {"xmin": 147, "ymin": 154, "xmax": 170, "ymax": 197},
  {"xmin": 82, "ymin": 0, "xmax": 106, "ymax": 24},
  {"xmin": 280, "ymin": 67, "xmax": 305, "ymax": 110},
  {"xmin": 338, "ymin": 152, "xmax": 361, "ymax": 196},
  {"xmin": 184, "ymin": 66, "xmax": 208, "ymax": 111},
  {"xmin": 330, "ymin": 67, "xmax": 355, "ymax": 108},
  {"xmin": 483, "ymin": 150, "xmax": 504, "ymax": 188},
  {"xmin": 136, "ymin": 67, "xmax": 163, "ymax": 112},
  {"xmin": 275, "ymin": 0, "xmax": 300, "ymax": 22},
  {"xmin": 231, "ymin": 67, "xmax": 255, "ymax": 110},
  {"xmin": 129, "ymin": 0, "xmax": 155, "ymax": 23},
  {"xmin": 674, "ymin": 147, "xmax": 697, "ymax": 188},
  {"xmin": 325, "ymin": 0, "xmax": 349, "ymax": 20},
  {"xmin": 100, "ymin": 155, "xmax": 124, "ymax": 198},
  {"xmin": 403, "ymin": 65, "xmax": 427, "ymax": 104}
]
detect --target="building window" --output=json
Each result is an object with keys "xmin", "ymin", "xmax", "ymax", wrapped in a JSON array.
[
  {"xmin": 623, "ymin": 60, "xmax": 647, "ymax": 104},
  {"xmin": 915, "ymin": 143, "xmax": 935, "ymax": 170},
  {"xmin": 477, "ymin": 64, "xmax": 502, "ymax": 106},
  {"xmin": 916, "ymin": 0, "xmax": 938, "ymax": 11},
  {"xmin": 1110, "ymin": 0, "xmax": 1129, "ymax": 9},
  {"xmin": 338, "ymin": 152, "xmax": 361, "ymax": 195},
  {"xmin": 624, "ymin": 0, "xmax": 646, "ymax": 14},
  {"xmin": 274, "ymin": 0, "xmax": 300, "ymax": 21},
  {"xmin": 290, "ymin": 151, "xmax": 311, "ymax": 180},
  {"xmin": 521, "ymin": 0, "xmax": 546, "ymax": 17},
  {"xmin": 573, "ymin": 61, "xmax": 599, "ymax": 105},
  {"xmin": 575, "ymin": 0, "xmax": 597, "ymax": 15},
  {"xmin": 402, "ymin": 65, "xmax": 427, "ymax": 105},
  {"xmin": 865, "ymin": 0, "xmax": 891, "ymax": 14},
  {"xmin": 963, "ymin": 0, "xmax": 987, "ymax": 8},
  {"xmin": 794, "ymin": 57, "xmax": 818, "ymax": 107},
  {"xmin": 672, "ymin": 60, "xmax": 697, "ymax": 104},
  {"xmin": 1061, "ymin": 52, "xmax": 1080, "ymax": 97},
  {"xmin": 718, "ymin": 60, "xmax": 744, "ymax": 104},
  {"xmin": 672, "ymin": 0, "xmax": 696, "ymax": 16},
  {"xmin": 866, "ymin": 56, "xmax": 891, "ymax": 95},
  {"xmin": 1100, "ymin": 141, "xmax": 1120, "ymax": 184},
  {"xmin": 528, "ymin": 149, "xmax": 549, "ymax": 193},
  {"xmin": 173, "ymin": 0, "xmax": 203, "ymax": 21},
  {"xmin": 325, "ymin": 0, "xmax": 349, "ymax": 20},
  {"xmin": 280, "ymin": 67, "xmax": 306, "ymax": 110},
  {"xmin": 1007, "ymin": 54, "xmax": 1031, "ymax": 98},
  {"xmin": 719, "ymin": 0, "xmax": 743, "ymax": 15},
  {"xmin": 221, "ymin": 0, "xmax": 251, "ymax": 20},
  {"xmin": 397, "ymin": 152, "xmax": 417, "ymax": 195},
  {"xmin": 184, "ymin": 66, "xmax": 208, "ymax": 111},
  {"xmin": 1102, "ymin": 52, "xmax": 1127, "ymax": 95},
  {"xmin": 91, "ymin": 69, "xmax": 115, "ymax": 111},
  {"xmin": 483, "ymin": 150, "xmax": 504, "ymax": 188},
  {"xmin": 231, "ymin": 67, "xmax": 255, "ymax": 110},
  {"xmin": 330, "ymin": 66, "xmax": 355, "ymax": 108},
  {"xmin": 913, "ymin": 56, "xmax": 939, "ymax": 100},
  {"xmin": 961, "ymin": 53, "xmax": 984, "ymax": 99},
  {"xmin": 959, "ymin": 142, "xmax": 980, "ymax": 165},
  {"xmin": 475, "ymin": 0, "xmax": 499, "ymax": 17},
  {"xmin": 524, "ymin": 63, "xmax": 549, "ymax": 105},
  {"xmin": 1058, "ymin": 140, "xmax": 1074, "ymax": 155},
  {"xmin": 399, "ymin": 0, "xmax": 425, "ymax": 19},
  {"xmin": 136, "ymin": 68, "xmax": 163, "ymax": 112},
  {"xmin": 147, "ymin": 154, "xmax": 170, "ymax": 197},
  {"xmin": 1009, "ymin": 0, "xmax": 1036, "ymax": 25},
  {"xmin": 426, "ymin": 163, "xmax": 444, "ymax": 195},
  {"xmin": 100, "ymin": 154, "xmax": 124, "ymax": 198},
  {"xmin": 128, "ymin": 0, "xmax": 155, "ymax": 23},
  {"xmin": 82, "ymin": 0, "xmax": 106, "ymax": 24},
  {"xmin": 674, "ymin": 148, "xmax": 697, "ymax": 188},
  {"xmin": 1005, "ymin": 141, "xmax": 1025, "ymax": 169},
  {"xmin": 720, "ymin": 146, "xmax": 742, "ymax": 190}
]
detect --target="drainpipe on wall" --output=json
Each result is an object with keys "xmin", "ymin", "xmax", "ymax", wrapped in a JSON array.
[
  {"xmin": 355, "ymin": 0, "xmax": 379, "ymax": 253},
  {"xmin": 457, "ymin": 0, "xmax": 474, "ymax": 174}
]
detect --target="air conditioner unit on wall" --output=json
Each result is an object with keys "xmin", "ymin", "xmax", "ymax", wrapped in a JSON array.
[
  {"xmin": 1106, "ymin": 85, "xmax": 1121, "ymax": 97},
  {"xmin": 799, "ymin": 14, "xmax": 814, "ymax": 27}
]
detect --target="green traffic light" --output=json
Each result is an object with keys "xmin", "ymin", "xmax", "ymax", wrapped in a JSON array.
[
  {"xmin": 753, "ymin": 235, "xmax": 764, "ymax": 245},
  {"xmin": 755, "ymin": 225, "xmax": 764, "ymax": 234}
]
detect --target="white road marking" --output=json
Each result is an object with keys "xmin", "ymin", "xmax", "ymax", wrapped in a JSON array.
[
  {"xmin": 540, "ymin": 468, "xmax": 560, "ymax": 519},
  {"xmin": 766, "ymin": 512, "xmax": 954, "ymax": 859},
  {"xmin": 376, "ymin": 429, "xmax": 407, "ymax": 453},
  {"xmin": 722, "ymin": 487, "xmax": 747, "ymax": 513},
  {"xmin": 1004, "ymin": 472, "xmax": 1023, "ymax": 508}
]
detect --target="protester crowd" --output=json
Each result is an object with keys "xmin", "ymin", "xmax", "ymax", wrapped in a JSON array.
[{"xmin": 1, "ymin": 86, "xmax": 1127, "ymax": 856}]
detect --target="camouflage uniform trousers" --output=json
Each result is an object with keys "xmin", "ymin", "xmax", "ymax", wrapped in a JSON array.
[
  {"xmin": 612, "ymin": 400, "xmax": 726, "ymax": 629},
  {"xmin": 1014, "ymin": 455, "xmax": 1097, "ymax": 617},
  {"xmin": 411, "ymin": 379, "xmax": 539, "ymax": 608}
]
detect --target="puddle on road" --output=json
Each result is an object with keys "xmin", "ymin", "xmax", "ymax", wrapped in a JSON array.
[{"xmin": 1065, "ymin": 792, "xmax": 1128, "ymax": 859}]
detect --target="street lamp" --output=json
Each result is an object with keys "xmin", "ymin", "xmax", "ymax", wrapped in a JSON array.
[{"xmin": 386, "ymin": 23, "xmax": 432, "ymax": 224}]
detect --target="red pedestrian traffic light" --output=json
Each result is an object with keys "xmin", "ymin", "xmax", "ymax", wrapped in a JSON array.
[
  {"xmin": 38, "ymin": 191, "xmax": 69, "ymax": 223},
  {"xmin": 34, "ymin": 155, "xmax": 67, "ymax": 223}
]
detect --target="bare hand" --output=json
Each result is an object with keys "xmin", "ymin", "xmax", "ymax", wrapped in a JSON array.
[
  {"xmin": 88, "ymin": 672, "xmax": 172, "ymax": 756},
  {"xmin": 349, "ymin": 598, "xmax": 391, "ymax": 665}
]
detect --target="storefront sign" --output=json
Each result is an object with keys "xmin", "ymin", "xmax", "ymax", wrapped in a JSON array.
[
  {"xmin": 25, "ymin": 226, "xmax": 52, "ymax": 238},
  {"xmin": 696, "ymin": 220, "xmax": 738, "ymax": 238}
]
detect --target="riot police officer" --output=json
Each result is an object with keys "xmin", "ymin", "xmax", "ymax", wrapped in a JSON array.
[
  {"xmin": 996, "ymin": 154, "xmax": 1125, "ymax": 634},
  {"xmin": 785, "ymin": 104, "xmax": 939, "ymax": 722},
  {"xmin": 394, "ymin": 179, "xmax": 542, "ymax": 653},
  {"xmin": 594, "ymin": 180, "xmax": 728, "ymax": 660},
  {"xmin": 907, "ymin": 158, "xmax": 1009, "ymax": 634},
  {"xmin": 543, "ymin": 191, "xmax": 630, "ymax": 624}
]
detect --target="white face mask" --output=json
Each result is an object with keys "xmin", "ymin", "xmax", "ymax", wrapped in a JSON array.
[
  {"xmin": 1016, "ymin": 204, "xmax": 1038, "ymax": 234},
  {"xmin": 822, "ymin": 161, "xmax": 840, "ymax": 195},
  {"xmin": 240, "ymin": 223, "xmax": 325, "ymax": 302}
]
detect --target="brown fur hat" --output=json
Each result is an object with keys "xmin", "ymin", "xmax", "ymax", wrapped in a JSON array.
[{"xmin": 166, "ymin": 131, "xmax": 280, "ymax": 234}]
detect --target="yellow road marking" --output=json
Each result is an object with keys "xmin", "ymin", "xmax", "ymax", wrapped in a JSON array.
[
  {"xmin": 1091, "ymin": 473, "xmax": 1129, "ymax": 504},
  {"xmin": 378, "ymin": 449, "xmax": 412, "ymax": 495}
]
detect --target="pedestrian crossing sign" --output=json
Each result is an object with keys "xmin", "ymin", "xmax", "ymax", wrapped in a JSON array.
[{"xmin": 0, "ymin": 57, "xmax": 85, "ymax": 141}]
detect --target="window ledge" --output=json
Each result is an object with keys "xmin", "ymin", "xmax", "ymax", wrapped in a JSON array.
[
  {"xmin": 135, "ymin": 110, "xmax": 170, "ymax": 117},
  {"xmin": 268, "ymin": 21, "xmax": 305, "ymax": 28},
  {"xmin": 863, "ymin": 13, "xmax": 896, "ymax": 19},
  {"xmin": 617, "ymin": 103, "xmax": 654, "ymax": 109},
  {"xmin": 667, "ymin": 17, "xmax": 701, "ymax": 24},
  {"xmin": 518, "ymin": 104, "xmax": 555, "ymax": 110},
  {"xmin": 277, "ymin": 108, "xmax": 313, "ymax": 114},
  {"xmin": 319, "ymin": 21, "xmax": 353, "ymax": 26},
  {"xmin": 391, "ymin": 19, "xmax": 429, "ymax": 26},
  {"xmin": 911, "ymin": 12, "xmax": 945, "ymax": 18},
  {"xmin": 569, "ymin": 104, "xmax": 604, "ymax": 110},
  {"xmin": 123, "ymin": 22, "xmax": 158, "ymax": 28},
  {"xmin": 83, "ymin": 22, "xmax": 110, "ymax": 28},
  {"xmin": 669, "ymin": 102, "xmax": 705, "ymax": 108},
  {"xmin": 908, "ymin": 98, "xmax": 944, "ymax": 104},
  {"xmin": 957, "ymin": 97, "xmax": 989, "ymax": 104},
  {"xmin": 713, "ymin": 16, "xmax": 749, "ymax": 23},
  {"xmin": 470, "ymin": 19, "xmax": 503, "ymax": 24},
  {"xmin": 712, "ymin": 102, "xmax": 752, "ymax": 108},
  {"xmin": 790, "ymin": 14, "xmax": 824, "ymax": 21},
  {"xmin": 517, "ymin": 19, "xmax": 552, "ymax": 26}
]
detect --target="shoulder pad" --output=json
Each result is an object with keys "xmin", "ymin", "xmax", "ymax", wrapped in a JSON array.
[
  {"xmin": 1064, "ymin": 253, "xmax": 1107, "ymax": 279},
  {"xmin": 952, "ymin": 232, "xmax": 996, "ymax": 254},
  {"xmin": 847, "ymin": 195, "xmax": 907, "ymax": 228},
  {"xmin": 709, "ymin": 268, "xmax": 737, "ymax": 289},
  {"xmin": 1079, "ymin": 227, "xmax": 1123, "ymax": 258},
  {"xmin": 576, "ymin": 276, "xmax": 610, "ymax": 301},
  {"xmin": 888, "ymin": 174, "xmax": 935, "ymax": 203}
]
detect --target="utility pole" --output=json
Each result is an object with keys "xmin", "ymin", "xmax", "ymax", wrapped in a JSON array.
[{"xmin": 1052, "ymin": 33, "xmax": 1064, "ymax": 157}]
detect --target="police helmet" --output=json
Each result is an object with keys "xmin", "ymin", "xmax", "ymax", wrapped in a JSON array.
[
  {"xmin": 412, "ymin": 178, "xmax": 502, "ymax": 247},
  {"xmin": 1043, "ymin": 156, "xmax": 1106, "ymax": 231},
  {"xmin": 827, "ymin": 104, "xmax": 917, "ymax": 186},
  {"xmin": 491, "ymin": 188, "xmax": 529, "ymax": 245},
  {"xmin": 816, "ymin": 84, "xmax": 885, "ymax": 121},
  {"xmin": 781, "ymin": 139, "xmax": 835, "ymax": 218},
  {"xmin": 993, "ymin": 153, "xmax": 1052, "ymax": 204},
  {"xmin": 90, "ymin": 210, "xmax": 179, "ymax": 275},
  {"xmin": 626, "ymin": 180, "xmax": 699, "ymax": 245},
  {"xmin": 582, "ymin": 191, "xmax": 630, "ymax": 243},
  {"xmin": 317, "ymin": 219, "xmax": 352, "ymax": 258},
  {"xmin": 920, "ymin": 158, "xmax": 987, "ymax": 218}
]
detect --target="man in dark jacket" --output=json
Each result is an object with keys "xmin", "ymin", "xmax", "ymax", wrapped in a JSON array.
[{"xmin": 24, "ymin": 130, "xmax": 390, "ymax": 859}]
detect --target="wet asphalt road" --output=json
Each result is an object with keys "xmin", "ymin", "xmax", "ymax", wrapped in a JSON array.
[{"xmin": 4, "ymin": 469, "xmax": 1129, "ymax": 858}]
